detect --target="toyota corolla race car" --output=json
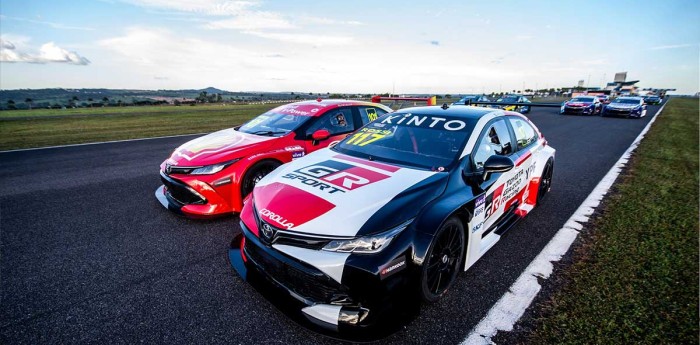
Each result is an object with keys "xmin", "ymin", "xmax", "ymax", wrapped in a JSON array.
[
  {"xmin": 156, "ymin": 100, "xmax": 392, "ymax": 217},
  {"xmin": 560, "ymin": 96, "xmax": 602, "ymax": 115},
  {"xmin": 496, "ymin": 94, "xmax": 531, "ymax": 113},
  {"xmin": 229, "ymin": 105, "xmax": 555, "ymax": 336},
  {"xmin": 601, "ymin": 97, "xmax": 647, "ymax": 118}
]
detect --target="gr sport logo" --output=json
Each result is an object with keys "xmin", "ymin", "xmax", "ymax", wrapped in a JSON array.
[{"xmin": 281, "ymin": 160, "xmax": 392, "ymax": 194}]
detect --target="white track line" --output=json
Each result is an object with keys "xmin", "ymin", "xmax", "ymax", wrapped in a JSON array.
[
  {"xmin": 462, "ymin": 104, "xmax": 667, "ymax": 345},
  {"xmin": 0, "ymin": 132, "xmax": 207, "ymax": 153}
]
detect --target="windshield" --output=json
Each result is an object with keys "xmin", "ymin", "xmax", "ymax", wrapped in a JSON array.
[
  {"xmin": 238, "ymin": 111, "xmax": 312, "ymax": 136},
  {"xmin": 612, "ymin": 99, "xmax": 640, "ymax": 104},
  {"xmin": 332, "ymin": 112, "xmax": 476, "ymax": 170},
  {"xmin": 570, "ymin": 97, "xmax": 595, "ymax": 102},
  {"xmin": 498, "ymin": 96, "xmax": 519, "ymax": 102}
]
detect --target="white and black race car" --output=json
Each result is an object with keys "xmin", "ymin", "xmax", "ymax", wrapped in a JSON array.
[{"xmin": 229, "ymin": 105, "xmax": 556, "ymax": 337}]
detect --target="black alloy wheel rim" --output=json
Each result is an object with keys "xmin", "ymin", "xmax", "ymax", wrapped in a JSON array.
[
  {"xmin": 426, "ymin": 224, "xmax": 462, "ymax": 296},
  {"xmin": 539, "ymin": 163, "xmax": 553, "ymax": 197},
  {"xmin": 242, "ymin": 164, "xmax": 276, "ymax": 197}
]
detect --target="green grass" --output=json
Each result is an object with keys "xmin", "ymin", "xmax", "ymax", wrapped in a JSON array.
[
  {"xmin": 522, "ymin": 98, "xmax": 699, "ymax": 344},
  {"xmin": 0, "ymin": 103, "xmax": 281, "ymax": 150}
]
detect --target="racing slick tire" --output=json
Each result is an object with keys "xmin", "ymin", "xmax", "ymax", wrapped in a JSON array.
[
  {"xmin": 536, "ymin": 159, "xmax": 554, "ymax": 205},
  {"xmin": 420, "ymin": 216, "xmax": 465, "ymax": 303},
  {"xmin": 241, "ymin": 159, "xmax": 281, "ymax": 198}
]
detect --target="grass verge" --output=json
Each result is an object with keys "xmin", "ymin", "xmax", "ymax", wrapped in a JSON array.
[
  {"xmin": 504, "ymin": 98, "xmax": 699, "ymax": 344},
  {"xmin": 0, "ymin": 103, "xmax": 280, "ymax": 150}
]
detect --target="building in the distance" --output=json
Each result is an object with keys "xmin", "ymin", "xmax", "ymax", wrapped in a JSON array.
[{"xmin": 604, "ymin": 72, "xmax": 640, "ymax": 96}]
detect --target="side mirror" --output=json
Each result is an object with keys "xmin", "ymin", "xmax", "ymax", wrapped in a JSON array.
[
  {"xmin": 483, "ymin": 155, "xmax": 514, "ymax": 180},
  {"xmin": 311, "ymin": 129, "xmax": 330, "ymax": 141}
]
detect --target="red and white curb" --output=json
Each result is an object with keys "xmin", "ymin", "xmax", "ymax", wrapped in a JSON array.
[{"xmin": 462, "ymin": 104, "xmax": 667, "ymax": 345}]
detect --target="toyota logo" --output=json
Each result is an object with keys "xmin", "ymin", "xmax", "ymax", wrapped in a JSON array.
[
  {"xmin": 165, "ymin": 164, "xmax": 172, "ymax": 174},
  {"xmin": 261, "ymin": 223, "xmax": 275, "ymax": 242}
]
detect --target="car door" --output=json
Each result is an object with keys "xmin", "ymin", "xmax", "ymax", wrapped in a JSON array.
[
  {"xmin": 469, "ymin": 118, "xmax": 518, "ymax": 245},
  {"xmin": 302, "ymin": 107, "xmax": 359, "ymax": 153}
]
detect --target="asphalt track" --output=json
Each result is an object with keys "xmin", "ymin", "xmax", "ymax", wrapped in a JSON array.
[{"xmin": 0, "ymin": 104, "xmax": 661, "ymax": 344}]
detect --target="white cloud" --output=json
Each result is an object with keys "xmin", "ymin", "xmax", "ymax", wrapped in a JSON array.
[
  {"xmin": 299, "ymin": 16, "xmax": 365, "ymax": 26},
  {"xmin": 205, "ymin": 11, "xmax": 294, "ymax": 30},
  {"xmin": 119, "ymin": 0, "xmax": 257, "ymax": 16},
  {"xmin": 242, "ymin": 30, "xmax": 353, "ymax": 46},
  {"xmin": 649, "ymin": 43, "xmax": 696, "ymax": 50},
  {"xmin": 0, "ymin": 39, "xmax": 90, "ymax": 65}
]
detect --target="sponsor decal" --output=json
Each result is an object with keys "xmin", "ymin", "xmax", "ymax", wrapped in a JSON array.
[
  {"xmin": 365, "ymin": 108, "xmax": 378, "ymax": 121},
  {"xmin": 380, "ymin": 256, "xmax": 407, "ymax": 279},
  {"xmin": 292, "ymin": 151, "xmax": 305, "ymax": 159},
  {"xmin": 281, "ymin": 159, "xmax": 391, "ymax": 194},
  {"xmin": 380, "ymin": 113, "xmax": 468, "ymax": 131},
  {"xmin": 485, "ymin": 184, "xmax": 504, "ymax": 219},
  {"xmin": 259, "ymin": 208, "xmax": 294, "ymax": 230},
  {"xmin": 472, "ymin": 195, "xmax": 486, "ymax": 233},
  {"xmin": 285, "ymin": 145, "xmax": 304, "ymax": 152}
]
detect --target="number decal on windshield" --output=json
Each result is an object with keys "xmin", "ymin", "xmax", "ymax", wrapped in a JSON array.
[{"xmin": 345, "ymin": 128, "xmax": 391, "ymax": 146}]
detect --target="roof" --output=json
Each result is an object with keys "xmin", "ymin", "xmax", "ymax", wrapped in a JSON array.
[
  {"xmin": 394, "ymin": 105, "xmax": 498, "ymax": 119},
  {"xmin": 270, "ymin": 99, "xmax": 387, "ymax": 117}
]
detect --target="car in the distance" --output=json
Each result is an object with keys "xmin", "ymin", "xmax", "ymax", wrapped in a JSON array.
[
  {"xmin": 229, "ymin": 105, "xmax": 555, "ymax": 336},
  {"xmin": 560, "ymin": 96, "xmax": 602, "ymax": 115},
  {"xmin": 496, "ymin": 94, "xmax": 531, "ymax": 113},
  {"xmin": 642, "ymin": 95, "xmax": 662, "ymax": 105},
  {"xmin": 601, "ymin": 97, "xmax": 647, "ymax": 118},
  {"xmin": 156, "ymin": 100, "xmax": 392, "ymax": 218},
  {"xmin": 452, "ymin": 94, "xmax": 492, "ymax": 107},
  {"xmin": 595, "ymin": 94, "xmax": 611, "ymax": 104}
]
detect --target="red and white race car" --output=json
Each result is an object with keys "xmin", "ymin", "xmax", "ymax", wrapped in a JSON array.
[{"xmin": 156, "ymin": 100, "xmax": 392, "ymax": 217}]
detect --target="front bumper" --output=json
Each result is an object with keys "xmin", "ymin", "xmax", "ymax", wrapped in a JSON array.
[
  {"xmin": 228, "ymin": 221, "xmax": 423, "ymax": 339},
  {"xmin": 562, "ymin": 106, "xmax": 595, "ymax": 115},
  {"xmin": 603, "ymin": 108, "xmax": 641, "ymax": 117},
  {"xmin": 155, "ymin": 170, "xmax": 235, "ymax": 217}
]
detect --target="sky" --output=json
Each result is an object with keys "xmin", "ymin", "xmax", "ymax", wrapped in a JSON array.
[{"xmin": 0, "ymin": 0, "xmax": 698, "ymax": 94}]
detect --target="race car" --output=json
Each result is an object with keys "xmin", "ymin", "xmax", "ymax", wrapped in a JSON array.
[
  {"xmin": 155, "ymin": 100, "xmax": 392, "ymax": 217},
  {"xmin": 452, "ymin": 94, "xmax": 492, "ymax": 107},
  {"xmin": 642, "ymin": 95, "xmax": 662, "ymax": 105},
  {"xmin": 229, "ymin": 105, "xmax": 555, "ymax": 335},
  {"xmin": 560, "ymin": 96, "xmax": 602, "ymax": 115},
  {"xmin": 595, "ymin": 94, "xmax": 611, "ymax": 104},
  {"xmin": 601, "ymin": 97, "xmax": 647, "ymax": 118},
  {"xmin": 496, "ymin": 94, "xmax": 531, "ymax": 113}
]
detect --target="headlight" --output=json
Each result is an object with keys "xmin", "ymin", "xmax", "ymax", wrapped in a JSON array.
[
  {"xmin": 322, "ymin": 219, "xmax": 413, "ymax": 254},
  {"xmin": 190, "ymin": 158, "xmax": 240, "ymax": 175}
]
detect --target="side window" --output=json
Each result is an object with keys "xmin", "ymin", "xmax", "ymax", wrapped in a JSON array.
[
  {"xmin": 508, "ymin": 117, "xmax": 537, "ymax": 149},
  {"xmin": 306, "ymin": 107, "xmax": 355, "ymax": 136},
  {"xmin": 358, "ymin": 107, "xmax": 388, "ymax": 125},
  {"xmin": 472, "ymin": 119, "xmax": 513, "ymax": 169}
]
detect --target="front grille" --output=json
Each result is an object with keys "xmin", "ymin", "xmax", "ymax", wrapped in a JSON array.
[
  {"xmin": 273, "ymin": 232, "xmax": 332, "ymax": 249},
  {"xmin": 245, "ymin": 241, "xmax": 348, "ymax": 303},
  {"xmin": 607, "ymin": 108, "xmax": 631, "ymax": 115},
  {"xmin": 160, "ymin": 173, "xmax": 206, "ymax": 205}
]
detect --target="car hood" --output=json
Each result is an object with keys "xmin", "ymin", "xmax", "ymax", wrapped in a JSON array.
[
  {"xmin": 567, "ymin": 102, "xmax": 592, "ymax": 106},
  {"xmin": 251, "ymin": 149, "xmax": 448, "ymax": 237},
  {"xmin": 167, "ymin": 128, "xmax": 277, "ymax": 166},
  {"xmin": 608, "ymin": 103, "xmax": 639, "ymax": 109}
]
